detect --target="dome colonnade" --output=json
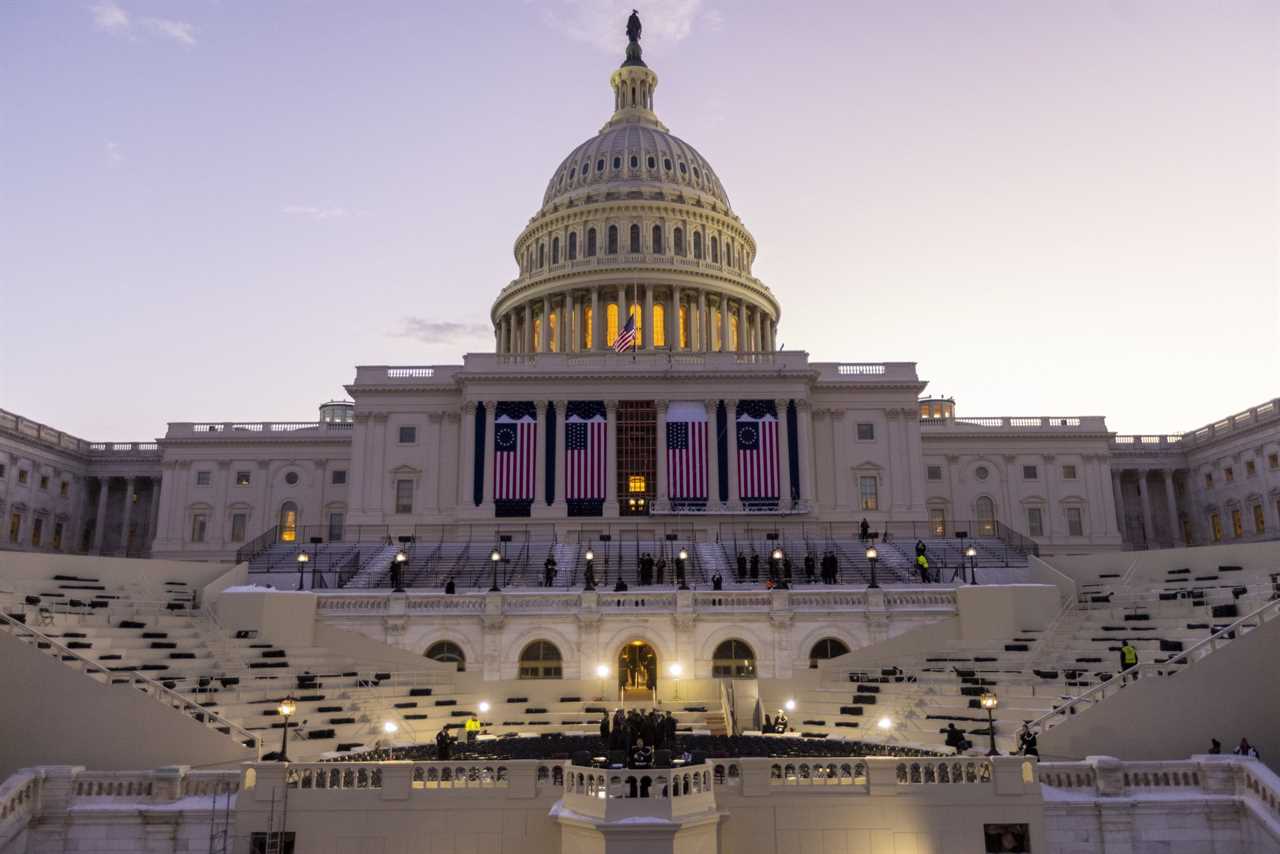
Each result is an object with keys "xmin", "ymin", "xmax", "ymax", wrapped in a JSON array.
[{"xmin": 491, "ymin": 32, "xmax": 780, "ymax": 355}]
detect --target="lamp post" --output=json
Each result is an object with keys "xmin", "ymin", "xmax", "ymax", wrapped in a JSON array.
[
  {"xmin": 669, "ymin": 662, "xmax": 683, "ymax": 700},
  {"xmin": 965, "ymin": 546, "xmax": 978, "ymax": 585},
  {"xmin": 392, "ymin": 550, "xmax": 407, "ymax": 593},
  {"xmin": 295, "ymin": 552, "xmax": 309, "ymax": 591},
  {"xmin": 677, "ymin": 548, "xmax": 689, "ymax": 589},
  {"xmin": 865, "ymin": 546, "xmax": 879, "ymax": 589},
  {"xmin": 489, "ymin": 547, "xmax": 502, "ymax": 592},
  {"xmin": 979, "ymin": 691, "xmax": 1000, "ymax": 755},
  {"xmin": 277, "ymin": 695, "xmax": 297, "ymax": 761},
  {"xmin": 595, "ymin": 663, "xmax": 609, "ymax": 700}
]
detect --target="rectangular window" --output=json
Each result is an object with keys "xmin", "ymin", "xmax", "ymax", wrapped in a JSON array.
[
  {"xmin": 1253, "ymin": 503, "xmax": 1266, "ymax": 534},
  {"xmin": 328, "ymin": 512, "xmax": 345, "ymax": 542},
  {"xmin": 1231, "ymin": 509, "xmax": 1244, "ymax": 537},
  {"xmin": 929, "ymin": 508, "xmax": 946, "ymax": 536},
  {"xmin": 250, "ymin": 833, "xmax": 295, "ymax": 854},
  {"xmin": 1246, "ymin": 460, "xmax": 1257, "ymax": 477},
  {"xmin": 398, "ymin": 426, "xmax": 417, "ymax": 444},
  {"xmin": 1027, "ymin": 507, "xmax": 1044, "ymax": 537},
  {"xmin": 859, "ymin": 476, "xmax": 878, "ymax": 511},
  {"xmin": 18, "ymin": 470, "xmax": 28, "ymax": 485},
  {"xmin": 1224, "ymin": 467, "xmax": 1234, "ymax": 483},
  {"xmin": 39, "ymin": 475, "xmax": 49, "ymax": 490},
  {"xmin": 1022, "ymin": 465, "xmax": 1038, "ymax": 480},
  {"xmin": 926, "ymin": 465, "xmax": 943, "ymax": 481},
  {"xmin": 856, "ymin": 423, "xmax": 875, "ymax": 441},
  {"xmin": 196, "ymin": 471, "xmax": 211, "ymax": 487},
  {"xmin": 331, "ymin": 470, "xmax": 347, "ymax": 485},
  {"xmin": 31, "ymin": 518, "xmax": 43, "ymax": 547},
  {"xmin": 59, "ymin": 481, "xmax": 69, "ymax": 497},
  {"xmin": 235, "ymin": 471, "xmax": 251, "ymax": 486},
  {"xmin": 1270, "ymin": 453, "xmax": 1279, "ymax": 470},
  {"xmin": 52, "ymin": 522, "xmax": 64, "ymax": 550},
  {"xmin": 1204, "ymin": 473, "xmax": 1214, "ymax": 489},
  {"xmin": 8, "ymin": 513, "xmax": 20, "ymax": 544},
  {"xmin": 230, "ymin": 513, "xmax": 247, "ymax": 543},
  {"xmin": 1066, "ymin": 507, "xmax": 1083, "ymax": 536},
  {"xmin": 1062, "ymin": 465, "xmax": 1077, "ymax": 480},
  {"xmin": 0, "ymin": 464, "xmax": 5, "ymax": 477},
  {"xmin": 395, "ymin": 479, "xmax": 414, "ymax": 514},
  {"xmin": 191, "ymin": 514, "xmax": 208, "ymax": 543},
  {"xmin": 1210, "ymin": 512, "xmax": 1222, "ymax": 543}
]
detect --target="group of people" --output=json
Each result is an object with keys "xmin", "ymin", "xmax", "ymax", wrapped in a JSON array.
[
  {"xmin": 629, "ymin": 553, "xmax": 686, "ymax": 587},
  {"xmin": 601, "ymin": 707, "xmax": 679, "ymax": 768},
  {"xmin": 762, "ymin": 709, "xmax": 790, "ymax": 733},
  {"xmin": 1208, "ymin": 738, "xmax": 1262, "ymax": 759},
  {"xmin": 941, "ymin": 721, "xmax": 1040, "ymax": 756}
]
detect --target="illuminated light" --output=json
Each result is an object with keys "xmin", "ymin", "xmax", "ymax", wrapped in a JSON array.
[
  {"xmin": 628, "ymin": 475, "xmax": 646, "ymax": 493},
  {"xmin": 478, "ymin": 701, "xmax": 491, "ymax": 713},
  {"xmin": 668, "ymin": 663, "xmax": 683, "ymax": 677},
  {"xmin": 382, "ymin": 720, "xmax": 399, "ymax": 734},
  {"xmin": 585, "ymin": 549, "xmax": 595, "ymax": 561},
  {"xmin": 965, "ymin": 546, "xmax": 977, "ymax": 558},
  {"xmin": 277, "ymin": 696, "xmax": 298, "ymax": 718},
  {"xmin": 677, "ymin": 548, "xmax": 688, "ymax": 561},
  {"xmin": 771, "ymin": 548, "xmax": 783, "ymax": 561},
  {"xmin": 877, "ymin": 716, "xmax": 892, "ymax": 731},
  {"xmin": 784, "ymin": 699, "xmax": 796, "ymax": 711},
  {"xmin": 490, "ymin": 548, "xmax": 501, "ymax": 562},
  {"xmin": 295, "ymin": 552, "xmax": 310, "ymax": 564},
  {"xmin": 865, "ymin": 546, "xmax": 878, "ymax": 561},
  {"xmin": 595, "ymin": 664, "xmax": 610, "ymax": 678},
  {"xmin": 979, "ymin": 692, "xmax": 999, "ymax": 710},
  {"xmin": 394, "ymin": 551, "xmax": 407, "ymax": 563}
]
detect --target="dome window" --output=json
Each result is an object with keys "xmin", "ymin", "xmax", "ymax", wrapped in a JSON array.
[
  {"xmin": 652, "ymin": 225, "xmax": 664, "ymax": 254},
  {"xmin": 596, "ymin": 158, "xmax": 605, "ymax": 172},
  {"xmin": 647, "ymin": 155, "xmax": 656, "ymax": 169},
  {"xmin": 663, "ymin": 158, "xmax": 672, "ymax": 171},
  {"xmin": 581, "ymin": 163, "xmax": 589, "ymax": 176},
  {"xmin": 607, "ymin": 225, "xmax": 619, "ymax": 255},
  {"xmin": 693, "ymin": 231, "xmax": 703, "ymax": 260},
  {"xmin": 693, "ymin": 166, "xmax": 701, "ymax": 180},
  {"xmin": 586, "ymin": 228, "xmax": 597, "ymax": 257},
  {"xmin": 710, "ymin": 236, "xmax": 719, "ymax": 263},
  {"xmin": 552, "ymin": 237, "xmax": 560, "ymax": 264},
  {"xmin": 629, "ymin": 224, "xmax": 641, "ymax": 253},
  {"xmin": 630, "ymin": 155, "xmax": 639, "ymax": 169},
  {"xmin": 679, "ymin": 162, "xmax": 687, "ymax": 174},
  {"xmin": 612, "ymin": 156, "xmax": 621, "ymax": 169},
  {"xmin": 568, "ymin": 232, "xmax": 577, "ymax": 261}
]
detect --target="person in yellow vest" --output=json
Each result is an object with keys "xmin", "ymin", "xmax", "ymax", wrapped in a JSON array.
[
  {"xmin": 465, "ymin": 714, "xmax": 481, "ymax": 744},
  {"xmin": 1118, "ymin": 640, "xmax": 1139, "ymax": 684},
  {"xmin": 915, "ymin": 554, "xmax": 931, "ymax": 584}
]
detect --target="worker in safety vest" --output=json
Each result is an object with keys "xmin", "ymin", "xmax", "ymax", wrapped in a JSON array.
[
  {"xmin": 915, "ymin": 554, "xmax": 931, "ymax": 584},
  {"xmin": 1118, "ymin": 640, "xmax": 1139, "ymax": 683},
  {"xmin": 464, "ymin": 714, "xmax": 481, "ymax": 743}
]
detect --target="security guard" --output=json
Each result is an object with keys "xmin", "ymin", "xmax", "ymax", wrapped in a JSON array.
[
  {"xmin": 464, "ymin": 714, "xmax": 481, "ymax": 744},
  {"xmin": 915, "ymin": 554, "xmax": 931, "ymax": 583},
  {"xmin": 1119, "ymin": 640, "xmax": 1139, "ymax": 682}
]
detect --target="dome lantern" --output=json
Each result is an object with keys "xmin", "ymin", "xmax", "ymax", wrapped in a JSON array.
[{"xmin": 606, "ymin": 12, "xmax": 665, "ymax": 132}]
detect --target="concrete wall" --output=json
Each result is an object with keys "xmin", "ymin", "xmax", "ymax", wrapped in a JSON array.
[
  {"xmin": 0, "ymin": 633, "xmax": 252, "ymax": 780},
  {"xmin": 1040, "ymin": 611, "xmax": 1280, "ymax": 772},
  {"xmin": 215, "ymin": 589, "xmax": 317, "ymax": 648}
]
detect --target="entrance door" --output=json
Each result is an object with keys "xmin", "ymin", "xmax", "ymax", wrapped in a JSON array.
[{"xmin": 618, "ymin": 641, "xmax": 657, "ymax": 700}]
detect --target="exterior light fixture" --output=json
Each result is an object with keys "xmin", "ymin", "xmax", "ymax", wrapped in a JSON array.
[
  {"xmin": 677, "ymin": 548, "xmax": 688, "ymax": 561},
  {"xmin": 585, "ymin": 548, "xmax": 595, "ymax": 561},
  {"xmin": 478, "ymin": 701, "xmax": 491, "ymax": 713},
  {"xmin": 669, "ymin": 662, "xmax": 683, "ymax": 700},
  {"xmin": 865, "ymin": 546, "xmax": 879, "ymax": 589},
  {"xmin": 979, "ymin": 692, "xmax": 1000, "ymax": 756},
  {"xmin": 784, "ymin": 699, "xmax": 796, "ymax": 712},
  {"xmin": 877, "ymin": 716, "xmax": 892, "ymax": 731},
  {"xmin": 276, "ymin": 695, "xmax": 298, "ymax": 761},
  {"xmin": 295, "ymin": 552, "xmax": 310, "ymax": 591},
  {"xmin": 382, "ymin": 720, "xmax": 399, "ymax": 734},
  {"xmin": 771, "ymin": 547, "xmax": 783, "ymax": 561}
]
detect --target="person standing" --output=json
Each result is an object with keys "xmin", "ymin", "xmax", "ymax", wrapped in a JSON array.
[
  {"xmin": 860, "ymin": 518, "xmax": 870, "ymax": 542},
  {"xmin": 600, "ymin": 712, "xmax": 611, "ymax": 744},
  {"xmin": 656, "ymin": 555, "xmax": 666, "ymax": 585},
  {"xmin": 435, "ymin": 727, "xmax": 453, "ymax": 760},
  {"xmin": 464, "ymin": 714, "xmax": 481, "ymax": 744},
  {"xmin": 1118, "ymin": 640, "xmax": 1139, "ymax": 683},
  {"xmin": 804, "ymin": 552, "xmax": 816, "ymax": 583},
  {"xmin": 675, "ymin": 553, "xmax": 687, "ymax": 588},
  {"xmin": 544, "ymin": 555, "xmax": 557, "ymax": 587},
  {"xmin": 915, "ymin": 554, "xmax": 931, "ymax": 583},
  {"xmin": 736, "ymin": 552, "xmax": 748, "ymax": 582},
  {"xmin": 749, "ymin": 553, "xmax": 760, "ymax": 582},
  {"xmin": 1017, "ymin": 723, "xmax": 1039, "ymax": 757}
]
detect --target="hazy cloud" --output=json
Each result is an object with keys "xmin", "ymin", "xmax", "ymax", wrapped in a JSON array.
[
  {"xmin": 90, "ymin": 2, "xmax": 196, "ymax": 45},
  {"xmin": 539, "ymin": 0, "xmax": 703, "ymax": 52},
  {"xmin": 281, "ymin": 204, "xmax": 350, "ymax": 221},
  {"xmin": 395, "ymin": 318, "xmax": 492, "ymax": 345},
  {"xmin": 105, "ymin": 140, "xmax": 123, "ymax": 164}
]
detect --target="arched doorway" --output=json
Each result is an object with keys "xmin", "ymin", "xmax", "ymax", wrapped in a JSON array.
[{"xmin": 617, "ymin": 640, "xmax": 657, "ymax": 699}]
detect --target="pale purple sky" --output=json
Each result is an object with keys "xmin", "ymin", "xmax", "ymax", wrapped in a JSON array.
[{"xmin": 1, "ymin": 1, "xmax": 1276, "ymax": 440}]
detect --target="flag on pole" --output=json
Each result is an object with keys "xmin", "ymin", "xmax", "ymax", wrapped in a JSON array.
[
  {"xmin": 613, "ymin": 313, "xmax": 636, "ymax": 352},
  {"xmin": 736, "ymin": 400, "xmax": 779, "ymax": 500},
  {"xmin": 666, "ymin": 401, "xmax": 708, "ymax": 500},
  {"xmin": 565, "ymin": 401, "xmax": 607, "ymax": 501},
  {"xmin": 494, "ymin": 402, "xmax": 537, "ymax": 501}
]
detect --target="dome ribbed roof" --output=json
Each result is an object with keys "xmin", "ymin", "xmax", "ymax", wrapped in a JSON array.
[{"xmin": 541, "ymin": 124, "xmax": 730, "ymax": 210}]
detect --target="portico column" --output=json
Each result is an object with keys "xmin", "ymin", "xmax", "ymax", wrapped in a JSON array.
[
  {"xmin": 643, "ymin": 283, "xmax": 654, "ymax": 349},
  {"xmin": 669, "ymin": 286, "xmax": 680, "ymax": 350},
  {"xmin": 656, "ymin": 400, "xmax": 669, "ymax": 505},
  {"xmin": 540, "ymin": 298, "xmax": 550, "ymax": 353},
  {"xmin": 535, "ymin": 400, "xmax": 549, "ymax": 510},
  {"xmin": 720, "ymin": 294, "xmax": 731, "ymax": 352},
  {"xmin": 482, "ymin": 401, "xmax": 497, "ymax": 509},
  {"xmin": 1162, "ymin": 469, "xmax": 1182, "ymax": 546},
  {"xmin": 91, "ymin": 477, "xmax": 110, "ymax": 555},
  {"xmin": 604, "ymin": 401, "xmax": 619, "ymax": 517},
  {"xmin": 697, "ymin": 291, "xmax": 708, "ymax": 351},
  {"xmin": 119, "ymin": 477, "xmax": 136, "ymax": 556},
  {"xmin": 1136, "ymin": 471, "xmax": 1154, "ymax": 546},
  {"xmin": 459, "ymin": 402, "xmax": 477, "ymax": 506},
  {"xmin": 796, "ymin": 401, "xmax": 815, "ymax": 506},
  {"xmin": 775, "ymin": 399, "xmax": 793, "ymax": 507},
  {"xmin": 738, "ymin": 302, "xmax": 748, "ymax": 352},
  {"xmin": 146, "ymin": 477, "xmax": 162, "ymax": 555},
  {"xmin": 725, "ymin": 399, "xmax": 740, "ymax": 508},
  {"xmin": 705, "ymin": 399, "xmax": 721, "ymax": 509},
  {"xmin": 552, "ymin": 400, "xmax": 568, "ymax": 514},
  {"xmin": 590, "ymin": 289, "xmax": 601, "ymax": 351},
  {"xmin": 1111, "ymin": 470, "xmax": 1125, "ymax": 535},
  {"xmin": 573, "ymin": 296, "xmax": 583, "ymax": 353},
  {"xmin": 523, "ymin": 304, "xmax": 533, "ymax": 353}
]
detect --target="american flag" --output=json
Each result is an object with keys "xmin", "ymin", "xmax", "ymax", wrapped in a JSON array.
[
  {"xmin": 565, "ymin": 401, "xmax": 606, "ymax": 500},
  {"xmin": 494, "ymin": 402, "xmax": 536, "ymax": 501},
  {"xmin": 613, "ymin": 314, "xmax": 636, "ymax": 352},
  {"xmin": 736, "ymin": 399, "xmax": 779, "ymax": 499},
  {"xmin": 666, "ymin": 402, "xmax": 708, "ymax": 500}
]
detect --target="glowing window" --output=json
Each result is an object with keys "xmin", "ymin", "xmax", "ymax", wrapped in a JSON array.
[
  {"xmin": 859, "ymin": 477, "xmax": 878, "ymax": 511},
  {"xmin": 584, "ymin": 305, "xmax": 593, "ymax": 348},
  {"xmin": 712, "ymin": 640, "xmax": 755, "ymax": 678},
  {"xmin": 606, "ymin": 303, "xmax": 619, "ymax": 345},
  {"xmin": 278, "ymin": 502, "xmax": 298, "ymax": 541},
  {"xmin": 678, "ymin": 304, "xmax": 688, "ymax": 348},
  {"xmin": 532, "ymin": 317, "xmax": 542, "ymax": 352},
  {"xmin": 653, "ymin": 302, "xmax": 666, "ymax": 347},
  {"xmin": 549, "ymin": 312, "xmax": 558, "ymax": 353},
  {"xmin": 729, "ymin": 314, "xmax": 738, "ymax": 350},
  {"xmin": 628, "ymin": 475, "xmax": 646, "ymax": 493},
  {"xmin": 1231, "ymin": 509, "xmax": 1243, "ymax": 537},
  {"xmin": 628, "ymin": 301, "xmax": 643, "ymax": 344}
]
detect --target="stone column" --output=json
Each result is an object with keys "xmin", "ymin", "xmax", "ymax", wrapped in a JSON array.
[
  {"xmin": 459, "ymin": 402, "xmax": 477, "ymax": 506},
  {"xmin": 697, "ymin": 290, "xmax": 708, "ymax": 351},
  {"xmin": 552, "ymin": 400, "xmax": 568, "ymax": 514},
  {"xmin": 534, "ymin": 401, "xmax": 549, "ymax": 512},
  {"xmin": 590, "ymin": 288, "xmax": 601, "ymax": 351},
  {"xmin": 482, "ymin": 401, "xmax": 497, "ymax": 509},
  {"xmin": 775, "ymin": 399, "xmax": 793, "ymax": 507},
  {"xmin": 604, "ymin": 401, "xmax": 619, "ymax": 517},
  {"xmin": 738, "ymin": 301, "xmax": 748, "ymax": 353},
  {"xmin": 522, "ymin": 303, "xmax": 533, "ymax": 353},
  {"xmin": 796, "ymin": 400, "xmax": 816, "ymax": 506},
  {"xmin": 1162, "ymin": 469, "xmax": 1182, "ymax": 546},
  {"xmin": 146, "ymin": 476, "xmax": 162, "ymax": 553},
  {"xmin": 91, "ymin": 476, "xmax": 110, "ymax": 555},
  {"xmin": 572, "ymin": 295, "xmax": 583, "ymax": 353},
  {"xmin": 1111, "ymin": 469, "xmax": 1126, "ymax": 536},
  {"xmin": 119, "ymin": 477, "xmax": 136, "ymax": 556},
  {"xmin": 656, "ymin": 400, "xmax": 669, "ymax": 505},
  {"xmin": 643, "ymin": 283, "xmax": 654, "ymax": 349},
  {"xmin": 1136, "ymin": 471, "xmax": 1154, "ymax": 546},
  {"xmin": 725, "ymin": 399, "xmax": 740, "ymax": 508},
  {"xmin": 720, "ymin": 294, "xmax": 731, "ymax": 352},
  {"xmin": 539, "ymin": 297, "xmax": 550, "ymax": 353},
  {"xmin": 705, "ymin": 399, "xmax": 721, "ymax": 509},
  {"xmin": 669, "ymin": 286, "xmax": 681, "ymax": 350}
]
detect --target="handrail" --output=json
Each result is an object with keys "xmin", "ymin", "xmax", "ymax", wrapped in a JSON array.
[
  {"xmin": 1029, "ymin": 596, "xmax": 1280, "ymax": 733},
  {"xmin": 0, "ymin": 610, "xmax": 260, "ymax": 753}
]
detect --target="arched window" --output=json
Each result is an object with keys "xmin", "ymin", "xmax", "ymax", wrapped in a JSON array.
[
  {"xmin": 596, "ymin": 158, "xmax": 605, "ymax": 172},
  {"xmin": 809, "ymin": 638, "xmax": 851, "ymax": 669},
  {"xmin": 525, "ymin": 248, "xmax": 532, "ymax": 271},
  {"xmin": 518, "ymin": 640, "xmax": 562, "ymax": 679},
  {"xmin": 651, "ymin": 225, "xmax": 664, "ymax": 254},
  {"xmin": 551, "ymin": 236, "xmax": 560, "ymax": 264},
  {"xmin": 606, "ymin": 303, "xmax": 619, "ymax": 345},
  {"xmin": 583, "ymin": 305, "xmax": 593, "ymax": 348},
  {"xmin": 653, "ymin": 303, "xmax": 666, "ymax": 348},
  {"xmin": 278, "ymin": 502, "xmax": 299, "ymax": 543},
  {"xmin": 607, "ymin": 225, "xmax": 619, "ymax": 255},
  {"xmin": 678, "ymin": 304, "xmax": 688, "ymax": 348},
  {"xmin": 673, "ymin": 227, "xmax": 685, "ymax": 256},
  {"xmin": 976, "ymin": 497, "xmax": 996, "ymax": 537},
  {"xmin": 710, "ymin": 236, "xmax": 719, "ymax": 263},
  {"xmin": 586, "ymin": 228, "xmax": 597, "ymax": 257},
  {"xmin": 729, "ymin": 314, "xmax": 739, "ymax": 351},
  {"xmin": 426, "ymin": 641, "xmax": 466, "ymax": 672},
  {"xmin": 629, "ymin": 224, "xmax": 641, "ymax": 254},
  {"xmin": 692, "ymin": 231, "xmax": 702, "ymax": 259},
  {"xmin": 712, "ymin": 639, "xmax": 756, "ymax": 678},
  {"xmin": 612, "ymin": 156, "xmax": 621, "ymax": 169},
  {"xmin": 567, "ymin": 232, "xmax": 577, "ymax": 261},
  {"xmin": 647, "ymin": 155, "xmax": 656, "ymax": 170},
  {"xmin": 538, "ymin": 243, "xmax": 546, "ymax": 268},
  {"xmin": 726, "ymin": 241, "xmax": 734, "ymax": 267},
  {"xmin": 630, "ymin": 155, "xmax": 638, "ymax": 169},
  {"xmin": 581, "ymin": 163, "xmax": 588, "ymax": 176}
]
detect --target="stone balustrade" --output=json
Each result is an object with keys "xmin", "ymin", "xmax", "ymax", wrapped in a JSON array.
[
  {"xmin": 0, "ymin": 407, "xmax": 158, "ymax": 458},
  {"xmin": 562, "ymin": 762, "xmax": 716, "ymax": 820}
]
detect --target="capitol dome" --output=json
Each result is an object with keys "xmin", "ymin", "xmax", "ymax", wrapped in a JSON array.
[{"xmin": 492, "ymin": 17, "xmax": 779, "ymax": 356}]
